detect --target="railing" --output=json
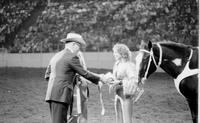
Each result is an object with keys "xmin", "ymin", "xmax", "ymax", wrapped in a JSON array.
[{"xmin": 0, "ymin": 52, "xmax": 164, "ymax": 72}]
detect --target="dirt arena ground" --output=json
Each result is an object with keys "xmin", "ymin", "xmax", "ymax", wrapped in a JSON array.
[{"xmin": 0, "ymin": 68, "xmax": 192, "ymax": 123}]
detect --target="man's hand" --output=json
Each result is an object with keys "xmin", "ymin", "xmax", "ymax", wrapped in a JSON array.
[
  {"xmin": 104, "ymin": 72, "xmax": 114, "ymax": 83},
  {"xmin": 99, "ymin": 73, "xmax": 114, "ymax": 84},
  {"xmin": 99, "ymin": 74, "xmax": 107, "ymax": 84}
]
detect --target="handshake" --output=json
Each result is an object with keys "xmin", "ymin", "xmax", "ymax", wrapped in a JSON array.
[
  {"xmin": 98, "ymin": 72, "xmax": 121, "ymax": 92},
  {"xmin": 99, "ymin": 72, "xmax": 115, "ymax": 85}
]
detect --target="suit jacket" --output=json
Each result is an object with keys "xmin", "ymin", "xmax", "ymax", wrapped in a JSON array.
[{"xmin": 44, "ymin": 49, "xmax": 100, "ymax": 103}]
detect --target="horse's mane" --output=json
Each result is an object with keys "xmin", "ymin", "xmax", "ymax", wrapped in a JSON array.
[
  {"xmin": 155, "ymin": 41, "xmax": 192, "ymax": 49},
  {"xmin": 153, "ymin": 41, "xmax": 193, "ymax": 59}
]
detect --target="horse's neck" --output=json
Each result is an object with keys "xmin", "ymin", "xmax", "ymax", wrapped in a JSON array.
[
  {"xmin": 153, "ymin": 44, "xmax": 189, "ymax": 79},
  {"xmin": 160, "ymin": 62, "xmax": 184, "ymax": 79},
  {"xmin": 152, "ymin": 43, "xmax": 198, "ymax": 79}
]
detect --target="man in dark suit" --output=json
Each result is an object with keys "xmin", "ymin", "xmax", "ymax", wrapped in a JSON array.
[{"xmin": 44, "ymin": 32, "xmax": 106, "ymax": 123}]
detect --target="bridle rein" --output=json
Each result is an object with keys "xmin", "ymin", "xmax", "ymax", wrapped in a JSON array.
[{"xmin": 139, "ymin": 43, "xmax": 163, "ymax": 81}]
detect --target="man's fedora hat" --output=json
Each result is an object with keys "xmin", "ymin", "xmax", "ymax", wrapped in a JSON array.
[{"xmin": 60, "ymin": 33, "xmax": 86, "ymax": 47}]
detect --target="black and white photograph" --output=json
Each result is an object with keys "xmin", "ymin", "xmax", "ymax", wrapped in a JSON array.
[{"xmin": 0, "ymin": 0, "xmax": 199, "ymax": 123}]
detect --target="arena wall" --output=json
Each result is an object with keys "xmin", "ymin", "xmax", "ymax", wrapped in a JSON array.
[{"xmin": 0, "ymin": 52, "xmax": 163, "ymax": 72}]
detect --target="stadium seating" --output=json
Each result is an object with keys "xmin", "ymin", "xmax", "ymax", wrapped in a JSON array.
[
  {"xmin": 8, "ymin": 1, "xmax": 128, "ymax": 52},
  {"xmin": 3, "ymin": 0, "xmax": 198, "ymax": 53}
]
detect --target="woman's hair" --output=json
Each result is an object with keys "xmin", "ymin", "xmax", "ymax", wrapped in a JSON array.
[{"xmin": 112, "ymin": 43, "xmax": 131, "ymax": 61}]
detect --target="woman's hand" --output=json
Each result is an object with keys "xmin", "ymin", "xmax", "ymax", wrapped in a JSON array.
[
  {"xmin": 109, "ymin": 80, "xmax": 122, "ymax": 93},
  {"xmin": 122, "ymin": 78, "xmax": 137, "ymax": 95}
]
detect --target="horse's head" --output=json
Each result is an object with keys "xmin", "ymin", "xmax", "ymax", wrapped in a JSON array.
[{"xmin": 135, "ymin": 41, "xmax": 161, "ymax": 84}]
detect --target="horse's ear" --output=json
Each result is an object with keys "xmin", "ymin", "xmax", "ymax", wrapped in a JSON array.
[
  {"xmin": 148, "ymin": 41, "xmax": 152, "ymax": 50},
  {"xmin": 139, "ymin": 40, "xmax": 146, "ymax": 49}
]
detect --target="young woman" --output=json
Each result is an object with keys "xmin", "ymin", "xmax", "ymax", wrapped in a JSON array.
[{"xmin": 108, "ymin": 43, "xmax": 143, "ymax": 123}]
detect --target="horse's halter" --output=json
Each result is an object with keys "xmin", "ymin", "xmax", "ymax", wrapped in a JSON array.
[{"xmin": 139, "ymin": 43, "xmax": 163, "ymax": 80}]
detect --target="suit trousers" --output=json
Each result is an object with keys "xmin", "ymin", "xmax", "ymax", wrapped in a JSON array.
[{"xmin": 49, "ymin": 101, "xmax": 69, "ymax": 123}]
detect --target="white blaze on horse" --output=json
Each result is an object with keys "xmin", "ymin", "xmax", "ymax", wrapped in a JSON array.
[{"xmin": 135, "ymin": 41, "xmax": 199, "ymax": 123}]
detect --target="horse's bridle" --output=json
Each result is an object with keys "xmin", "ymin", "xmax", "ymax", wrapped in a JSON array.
[{"xmin": 139, "ymin": 43, "xmax": 163, "ymax": 81}]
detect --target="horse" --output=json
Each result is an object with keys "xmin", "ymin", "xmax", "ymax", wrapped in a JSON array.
[{"xmin": 135, "ymin": 41, "xmax": 199, "ymax": 123}]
